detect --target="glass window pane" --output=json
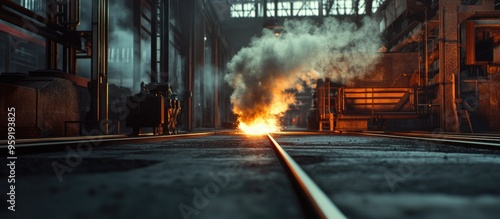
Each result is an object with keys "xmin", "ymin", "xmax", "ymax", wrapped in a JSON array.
[
  {"xmin": 230, "ymin": 0, "xmax": 256, "ymax": 18},
  {"xmin": 267, "ymin": 2, "xmax": 275, "ymax": 17}
]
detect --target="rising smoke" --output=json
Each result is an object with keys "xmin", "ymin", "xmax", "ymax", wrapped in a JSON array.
[{"xmin": 225, "ymin": 17, "xmax": 381, "ymax": 126}]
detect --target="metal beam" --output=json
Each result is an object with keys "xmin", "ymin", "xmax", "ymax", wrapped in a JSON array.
[
  {"xmin": 0, "ymin": 0, "xmax": 81, "ymax": 48},
  {"xmin": 91, "ymin": 0, "xmax": 109, "ymax": 133},
  {"xmin": 151, "ymin": 0, "xmax": 158, "ymax": 83},
  {"xmin": 160, "ymin": 0, "xmax": 170, "ymax": 83},
  {"xmin": 133, "ymin": 0, "xmax": 142, "ymax": 92}
]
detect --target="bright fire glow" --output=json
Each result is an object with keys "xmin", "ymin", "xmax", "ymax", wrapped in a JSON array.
[
  {"xmin": 226, "ymin": 19, "xmax": 382, "ymax": 136},
  {"xmin": 232, "ymin": 88, "xmax": 293, "ymax": 135},
  {"xmin": 230, "ymin": 79, "xmax": 296, "ymax": 135},
  {"xmin": 238, "ymin": 117, "xmax": 280, "ymax": 135}
]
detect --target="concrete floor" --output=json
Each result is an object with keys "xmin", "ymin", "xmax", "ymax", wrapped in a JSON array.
[
  {"xmin": 1, "ymin": 133, "xmax": 500, "ymax": 219},
  {"xmin": 0, "ymin": 134, "xmax": 303, "ymax": 219}
]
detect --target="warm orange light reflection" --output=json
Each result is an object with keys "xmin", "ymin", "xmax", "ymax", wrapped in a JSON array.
[{"xmin": 238, "ymin": 117, "xmax": 280, "ymax": 135}]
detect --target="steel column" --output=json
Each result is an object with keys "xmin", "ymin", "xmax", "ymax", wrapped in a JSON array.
[
  {"xmin": 91, "ymin": 0, "xmax": 109, "ymax": 133},
  {"xmin": 263, "ymin": 0, "xmax": 267, "ymax": 19},
  {"xmin": 133, "ymin": 0, "xmax": 142, "ymax": 92},
  {"xmin": 160, "ymin": 0, "xmax": 170, "ymax": 83},
  {"xmin": 151, "ymin": 0, "xmax": 158, "ymax": 83},
  {"xmin": 46, "ymin": 0, "xmax": 58, "ymax": 69},
  {"xmin": 185, "ymin": 0, "xmax": 195, "ymax": 132},
  {"xmin": 438, "ymin": 0, "xmax": 459, "ymax": 132}
]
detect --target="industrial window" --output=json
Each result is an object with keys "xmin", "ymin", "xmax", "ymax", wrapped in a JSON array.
[
  {"xmin": 15, "ymin": 0, "xmax": 45, "ymax": 14},
  {"xmin": 277, "ymin": 2, "xmax": 291, "ymax": 17},
  {"xmin": 461, "ymin": 0, "xmax": 481, "ymax": 5},
  {"xmin": 266, "ymin": 2, "xmax": 276, "ymax": 17},
  {"xmin": 108, "ymin": 48, "xmax": 132, "ymax": 63},
  {"xmin": 294, "ymin": 1, "xmax": 319, "ymax": 16},
  {"xmin": 324, "ymin": 0, "xmax": 385, "ymax": 15},
  {"xmin": 230, "ymin": 0, "xmax": 257, "ymax": 18},
  {"xmin": 324, "ymin": 0, "xmax": 354, "ymax": 15},
  {"xmin": 372, "ymin": 0, "xmax": 385, "ymax": 13},
  {"xmin": 229, "ymin": 0, "xmax": 386, "ymax": 18}
]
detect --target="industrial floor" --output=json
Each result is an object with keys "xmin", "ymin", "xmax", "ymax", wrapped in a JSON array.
[{"xmin": 2, "ymin": 132, "xmax": 500, "ymax": 219}]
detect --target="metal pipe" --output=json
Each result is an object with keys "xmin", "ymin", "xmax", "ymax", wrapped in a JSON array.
[
  {"xmin": 372, "ymin": 87, "xmax": 374, "ymax": 116},
  {"xmin": 390, "ymin": 24, "xmax": 423, "ymax": 52},
  {"xmin": 74, "ymin": 0, "xmax": 80, "ymax": 26},
  {"xmin": 63, "ymin": 41, "xmax": 67, "ymax": 72},
  {"xmin": 103, "ymin": 0, "xmax": 109, "ymax": 134},
  {"xmin": 187, "ymin": 0, "xmax": 195, "ymax": 131},
  {"xmin": 90, "ymin": 0, "xmax": 109, "ymax": 133},
  {"xmin": 133, "ymin": 0, "xmax": 142, "ymax": 92},
  {"xmin": 456, "ymin": 22, "xmax": 460, "ymax": 100},
  {"xmin": 425, "ymin": 6, "xmax": 428, "ymax": 88},
  {"xmin": 151, "ymin": 0, "xmax": 158, "ymax": 83},
  {"xmin": 439, "ymin": 4, "xmax": 447, "ymax": 132},
  {"xmin": 160, "ymin": 0, "xmax": 169, "ymax": 83},
  {"xmin": 46, "ymin": 0, "xmax": 58, "ymax": 70},
  {"xmin": 414, "ymin": 87, "xmax": 418, "ymax": 112}
]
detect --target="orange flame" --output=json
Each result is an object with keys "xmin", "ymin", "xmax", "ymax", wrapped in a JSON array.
[
  {"xmin": 238, "ymin": 116, "xmax": 280, "ymax": 135},
  {"xmin": 233, "ymin": 86, "xmax": 294, "ymax": 135}
]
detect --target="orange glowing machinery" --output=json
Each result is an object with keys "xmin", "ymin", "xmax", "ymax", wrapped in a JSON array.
[{"xmin": 310, "ymin": 82, "xmax": 425, "ymax": 132}]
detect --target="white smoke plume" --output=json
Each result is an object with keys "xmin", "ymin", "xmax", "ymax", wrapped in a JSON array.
[{"xmin": 225, "ymin": 17, "xmax": 381, "ymax": 126}]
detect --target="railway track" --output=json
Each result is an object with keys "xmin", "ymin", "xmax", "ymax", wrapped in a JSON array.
[
  {"xmin": 267, "ymin": 133, "xmax": 347, "ymax": 219},
  {"xmin": 0, "ymin": 132, "xmax": 216, "ymax": 153},
  {"xmin": 3, "ymin": 131, "xmax": 500, "ymax": 218},
  {"xmin": 350, "ymin": 131, "xmax": 500, "ymax": 148},
  {"xmin": 267, "ymin": 130, "xmax": 499, "ymax": 218},
  {"xmin": 2, "ymin": 131, "xmax": 348, "ymax": 218},
  {"xmin": 4, "ymin": 130, "xmax": 499, "ymax": 218}
]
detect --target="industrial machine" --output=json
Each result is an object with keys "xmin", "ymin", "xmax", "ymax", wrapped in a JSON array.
[
  {"xmin": 126, "ymin": 82, "xmax": 181, "ymax": 135},
  {"xmin": 309, "ymin": 82, "xmax": 425, "ymax": 131},
  {"xmin": 308, "ymin": 0, "xmax": 500, "ymax": 133}
]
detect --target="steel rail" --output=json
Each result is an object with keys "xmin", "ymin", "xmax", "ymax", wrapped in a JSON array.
[
  {"xmin": 0, "ymin": 134, "xmax": 128, "ymax": 145},
  {"xmin": 380, "ymin": 132, "xmax": 500, "ymax": 142},
  {"xmin": 0, "ymin": 132, "xmax": 215, "ymax": 150},
  {"xmin": 418, "ymin": 132, "xmax": 500, "ymax": 138},
  {"xmin": 355, "ymin": 132, "xmax": 500, "ymax": 147},
  {"xmin": 267, "ymin": 133, "xmax": 347, "ymax": 219}
]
